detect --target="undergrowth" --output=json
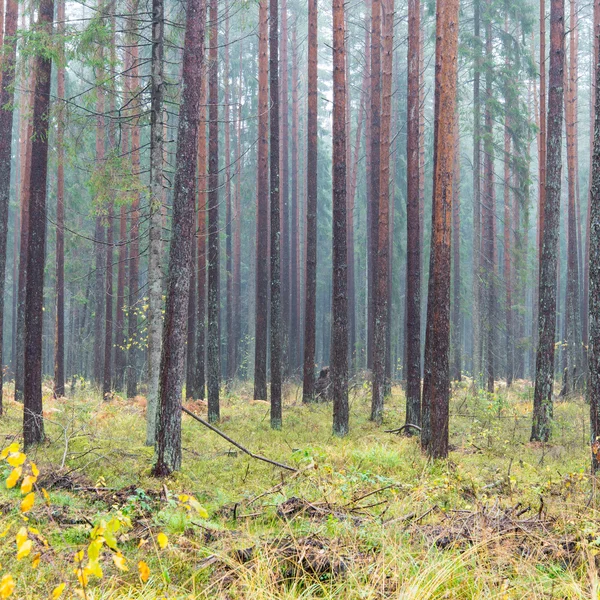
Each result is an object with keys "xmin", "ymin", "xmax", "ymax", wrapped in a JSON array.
[{"xmin": 0, "ymin": 378, "xmax": 598, "ymax": 599}]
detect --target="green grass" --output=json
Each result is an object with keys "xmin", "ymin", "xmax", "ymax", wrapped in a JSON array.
[{"xmin": 0, "ymin": 378, "xmax": 599, "ymax": 598}]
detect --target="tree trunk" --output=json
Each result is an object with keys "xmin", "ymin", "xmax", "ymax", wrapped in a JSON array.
[
  {"xmin": 452, "ymin": 109, "xmax": 461, "ymax": 382},
  {"xmin": 269, "ymin": 0, "xmax": 282, "ymax": 428},
  {"xmin": 302, "ymin": 0, "xmax": 318, "ymax": 402},
  {"xmin": 405, "ymin": 0, "xmax": 421, "ymax": 427},
  {"xmin": 0, "ymin": 0, "xmax": 19, "ymax": 412},
  {"xmin": 371, "ymin": 0, "xmax": 393, "ymax": 423},
  {"xmin": 331, "ymin": 0, "xmax": 348, "ymax": 435},
  {"xmin": 588, "ymin": 0, "xmax": 600, "ymax": 471},
  {"xmin": 152, "ymin": 0, "xmax": 205, "ymax": 476},
  {"xmin": 531, "ymin": 0, "xmax": 564, "ymax": 442},
  {"xmin": 206, "ymin": 0, "xmax": 221, "ymax": 421},
  {"xmin": 24, "ymin": 0, "xmax": 54, "ymax": 447},
  {"xmin": 146, "ymin": 0, "xmax": 164, "ymax": 443},
  {"xmin": 420, "ymin": 0, "xmax": 459, "ymax": 459},
  {"xmin": 483, "ymin": 11, "xmax": 495, "ymax": 394},
  {"xmin": 368, "ymin": 0, "xmax": 381, "ymax": 370},
  {"xmin": 114, "ymin": 201, "xmax": 128, "ymax": 391},
  {"xmin": 195, "ymin": 68, "xmax": 207, "ymax": 400},
  {"xmin": 254, "ymin": 0, "xmax": 269, "ymax": 401}
]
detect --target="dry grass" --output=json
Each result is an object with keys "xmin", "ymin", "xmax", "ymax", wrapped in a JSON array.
[{"xmin": 0, "ymin": 378, "xmax": 598, "ymax": 598}]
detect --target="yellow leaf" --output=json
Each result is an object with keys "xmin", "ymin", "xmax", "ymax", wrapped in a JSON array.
[
  {"xmin": 138, "ymin": 560, "xmax": 150, "ymax": 583},
  {"xmin": 15, "ymin": 527, "xmax": 27, "ymax": 549},
  {"xmin": 0, "ymin": 447, "xmax": 12, "ymax": 462},
  {"xmin": 156, "ymin": 532, "xmax": 168, "ymax": 549},
  {"xmin": 137, "ymin": 538, "xmax": 148, "ymax": 548},
  {"xmin": 74, "ymin": 567, "xmax": 88, "ymax": 587},
  {"xmin": 112, "ymin": 552, "xmax": 128, "ymax": 572},
  {"xmin": 187, "ymin": 496, "xmax": 208, "ymax": 518},
  {"xmin": 41, "ymin": 488, "xmax": 50, "ymax": 505},
  {"xmin": 6, "ymin": 467, "xmax": 22, "ymax": 489},
  {"xmin": 30, "ymin": 463, "xmax": 39, "ymax": 477},
  {"xmin": 51, "ymin": 583, "xmax": 66, "ymax": 598},
  {"xmin": 0, "ymin": 524, "xmax": 11, "ymax": 539},
  {"xmin": 21, "ymin": 475, "xmax": 35, "ymax": 494},
  {"xmin": 0, "ymin": 443, "xmax": 19, "ymax": 461},
  {"xmin": 0, "ymin": 574, "xmax": 15, "ymax": 598},
  {"xmin": 20, "ymin": 493, "xmax": 35, "ymax": 513},
  {"xmin": 31, "ymin": 553, "xmax": 40, "ymax": 569},
  {"xmin": 16, "ymin": 539, "xmax": 32, "ymax": 559},
  {"xmin": 6, "ymin": 453, "xmax": 26, "ymax": 468}
]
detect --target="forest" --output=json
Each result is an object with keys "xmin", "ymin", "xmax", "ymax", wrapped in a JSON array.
[{"xmin": 0, "ymin": 0, "xmax": 600, "ymax": 594}]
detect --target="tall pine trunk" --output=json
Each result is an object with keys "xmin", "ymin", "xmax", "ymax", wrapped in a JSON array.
[
  {"xmin": 302, "ymin": 0, "xmax": 318, "ymax": 402},
  {"xmin": 0, "ymin": 0, "xmax": 19, "ymax": 412},
  {"xmin": 269, "ymin": 0, "xmax": 282, "ymax": 428},
  {"xmin": 331, "ymin": 0, "xmax": 349, "ymax": 435},
  {"xmin": 24, "ymin": 0, "xmax": 54, "ymax": 447},
  {"xmin": 405, "ymin": 0, "xmax": 421, "ymax": 427},
  {"xmin": 531, "ymin": 0, "xmax": 565, "ymax": 442},
  {"xmin": 421, "ymin": 0, "xmax": 459, "ymax": 459},
  {"xmin": 206, "ymin": 0, "xmax": 221, "ymax": 421},
  {"xmin": 153, "ymin": 0, "xmax": 205, "ymax": 476},
  {"xmin": 254, "ymin": 0, "xmax": 269, "ymax": 401}
]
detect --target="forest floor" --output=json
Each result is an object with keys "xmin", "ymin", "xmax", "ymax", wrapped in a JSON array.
[{"xmin": 0, "ymin": 378, "xmax": 598, "ymax": 599}]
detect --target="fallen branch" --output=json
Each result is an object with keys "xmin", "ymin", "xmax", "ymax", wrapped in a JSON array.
[
  {"xmin": 182, "ymin": 406, "xmax": 297, "ymax": 472},
  {"xmin": 384, "ymin": 424, "xmax": 422, "ymax": 435}
]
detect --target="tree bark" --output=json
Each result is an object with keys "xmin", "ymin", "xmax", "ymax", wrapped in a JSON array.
[
  {"xmin": 24, "ymin": 0, "xmax": 54, "ymax": 447},
  {"xmin": 588, "ymin": 0, "xmax": 600, "ymax": 472},
  {"xmin": 153, "ymin": 0, "xmax": 205, "ymax": 476},
  {"xmin": 531, "ymin": 0, "xmax": 564, "ymax": 442},
  {"xmin": 269, "ymin": 0, "xmax": 282, "ymax": 428},
  {"xmin": 302, "ymin": 0, "xmax": 318, "ymax": 402},
  {"xmin": 254, "ymin": 0, "xmax": 269, "ymax": 401},
  {"xmin": 371, "ymin": 0, "xmax": 393, "ymax": 423},
  {"xmin": 206, "ymin": 0, "xmax": 220, "ymax": 422},
  {"xmin": 421, "ymin": 0, "xmax": 459, "ymax": 459},
  {"xmin": 0, "ymin": 0, "xmax": 19, "ymax": 412},
  {"xmin": 331, "ymin": 0, "xmax": 349, "ymax": 435},
  {"xmin": 405, "ymin": 0, "xmax": 421, "ymax": 427}
]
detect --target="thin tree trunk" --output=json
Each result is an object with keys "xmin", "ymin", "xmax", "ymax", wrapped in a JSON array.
[
  {"xmin": 254, "ymin": 0, "xmax": 269, "ymax": 401},
  {"xmin": 483, "ymin": 11, "xmax": 495, "ymax": 394},
  {"xmin": 452, "ymin": 109, "xmax": 461, "ymax": 382},
  {"xmin": 195, "ymin": 67, "xmax": 207, "ymax": 400},
  {"xmin": 588, "ymin": 0, "xmax": 600, "ymax": 471},
  {"xmin": 114, "ymin": 201, "xmax": 128, "ymax": 391},
  {"xmin": 531, "ymin": 0, "xmax": 565, "ymax": 442},
  {"xmin": 421, "ymin": 0, "xmax": 459, "ymax": 459},
  {"xmin": 153, "ymin": 0, "xmax": 205, "ymax": 476},
  {"xmin": 368, "ymin": 0, "xmax": 381, "ymax": 370},
  {"xmin": 146, "ymin": 0, "xmax": 164, "ymax": 443},
  {"xmin": 24, "ymin": 0, "xmax": 54, "ymax": 446},
  {"xmin": 54, "ymin": 0, "xmax": 65, "ymax": 397},
  {"xmin": 504, "ymin": 108, "xmax": 514, "ymax": 387},
  {"xmin": 206, "ymin": 0, "xmax": 220, "ymax": 421},
  {"xmin": 0, "ymin": 0, "xmax": 18, "ymax": 412},
  {"xmin": 302, "ymin": 0, "xmax": 318, "ymax": 402},
  {"xmin": 269, "ymin": 0, "xmax": 282, "ymax": 428},
  {"xmin": 371, "ymin": 0, "xmax": 393, "ymax": 423},
  {"xmin": 405, "ymin": 0, "xmax": 421, "ymax": 427},
  {"xmin": 331, "ymin": 0, "xmax": 348, "ymax": 435}
]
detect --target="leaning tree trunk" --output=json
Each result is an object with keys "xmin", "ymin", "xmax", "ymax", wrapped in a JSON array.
[
  {"xmin": 531, "ymin": 0, "xmax": 565, "ymax": 442},
  {"xmin": 421, "ymin": 0, "xmax": 459, "ymax": 459},
  {"xmin": 24, "ymin": 0, "xmax": 55, "ymax": 446},
  {"xmin": 0, "ymin": 0, "xmax": 19, "ymax": 413},
  {"xmin": 152, "ymin": 0, "xmax": 206, "ymax": 476},
  {"xmin": 331, "ymin": 0, "xmax": 349, "ymax": 436}
]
